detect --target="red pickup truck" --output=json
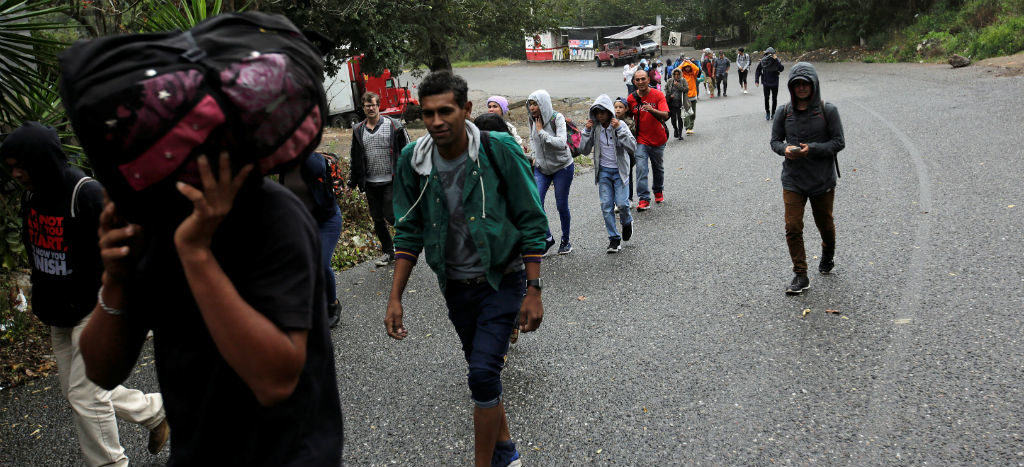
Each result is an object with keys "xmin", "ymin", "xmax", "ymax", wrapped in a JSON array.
[{"xmin": 595, "ymin": 41, "xmax": 639, "ymax": 67}]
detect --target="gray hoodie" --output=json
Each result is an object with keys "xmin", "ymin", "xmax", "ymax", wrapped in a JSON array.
[
  {"xmin": 769, "ymin": 62, "xmax": 846, "ymax": 196},
  {"xmin": 579, "ymin": 94, "xmax": 636, "ymax": 185},
  {"xmin": 527, "ymin": 90, "xmax": 573, "ymax": 175}
]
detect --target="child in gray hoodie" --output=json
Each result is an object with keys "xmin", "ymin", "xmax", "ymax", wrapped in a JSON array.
[
  {"xmin": 580, "ymin": 94, "xmax": 637, "ymax": 253},
  {"xmin": 528, "ymin": 89, "xmax": 575, "ymax": 254}
]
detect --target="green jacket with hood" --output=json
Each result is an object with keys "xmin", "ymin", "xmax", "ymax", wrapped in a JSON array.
[
  {"xmin": 392, "ymin": 122, "xmax": 547, "ymax": 293},
  {"xmin": 579, "ymin": 94, "xmax": 637, "ymax": 185},
  {"xmin": 527, "ymin": 89, "xmax": 574, "ymax": 175},
  {"xmin": 770, "ymin": 62, "xmax": 846, "ymax": 196}
]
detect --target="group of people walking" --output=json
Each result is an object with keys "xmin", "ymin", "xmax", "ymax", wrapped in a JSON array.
[{"xmin": 3, "ymin": 10, "xmax": 845, "ymax": 464}]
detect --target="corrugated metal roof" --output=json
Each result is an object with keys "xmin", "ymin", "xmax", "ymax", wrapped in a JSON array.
[{"xmin": 605, "ymin": 24, "xmax": 662, "ymax": 40}]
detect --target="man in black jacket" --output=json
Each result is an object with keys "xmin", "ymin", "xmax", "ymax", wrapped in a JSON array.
[
  {"xmin": 769, "ymin": 62, "xmax": 846, "ymax": 295},
  {"xmin": 755, "ymin": 47, "xmax": 785, "ymax": 120},
  {"xmin": 2, "ymin": 122, "xmax": 168, "ymax": 466},
  {"xmin": 348, "ymin": 92, "xmax": 411, "ymax": 267}
]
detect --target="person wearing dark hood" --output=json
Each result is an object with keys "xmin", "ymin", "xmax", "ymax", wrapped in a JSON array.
[
  {"xmin": 528, "ymin": 89, "xmax": 575, "ymax": 255},
  {"xmin": 2, "ymin": 122, "xmax": 168, "ymax": 466},
  {"xmin": 580, "ymin": 94, "xmax": 637, "ymax": 253},
  {"xmin": 769, "ymin": 62, "xmax": 846, "ymax": 295},
  {"xmin": 755, "ymin": 47, "xmax": 785, "ymax": 120}
]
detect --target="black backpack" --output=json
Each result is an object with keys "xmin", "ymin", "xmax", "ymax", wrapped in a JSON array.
[{"xmin": 58, "ymin": 12, "xmax": 326, "ymax": 224}]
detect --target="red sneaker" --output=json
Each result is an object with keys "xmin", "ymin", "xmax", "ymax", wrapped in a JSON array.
[
  {"xmin": 654, "ymin": 192, "xmax": 664, "ymax": 203},
  {"xmin": 637, "ymin": 200, "xmax": 651, "ymax": 211}
]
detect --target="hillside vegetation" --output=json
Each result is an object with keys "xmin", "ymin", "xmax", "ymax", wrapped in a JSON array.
[{"xmin": 746, "ymin": 0, "xmax": 1024, "ymax": 62}]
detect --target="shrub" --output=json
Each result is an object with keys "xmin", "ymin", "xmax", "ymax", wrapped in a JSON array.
[{"xmin": 968, "ymin": 15, "xmax": 1024, "ymax": 58}]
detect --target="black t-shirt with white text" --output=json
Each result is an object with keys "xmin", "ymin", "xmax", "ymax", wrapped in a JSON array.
[
  {"xmin": 131, "ymin": 180, "xmax": 343, "ymax": 466},
  {"xmin": 21, "ymin": 170, "xmax": 103, "ymax": 327}
]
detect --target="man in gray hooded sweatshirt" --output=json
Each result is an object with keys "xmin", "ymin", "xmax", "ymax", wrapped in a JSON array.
[
  {"xmin": 528, "ymin": 89, "xmax": 575, "ymax": 255},
  {"xmin": 769, "ymin": 62, "xmax": 846, "ymax": 295},
  {"xmin": 579, "ymin": 94, "xmax": 637, "ymax": 253}
]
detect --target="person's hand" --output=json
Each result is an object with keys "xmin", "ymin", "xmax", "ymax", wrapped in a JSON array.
[
  {"xmin": 384, "ymin": 300, "xmax": 407, "ymax": 339},
  {"xmin": 585, "ymin": 119, "xmax": 593, "ymax": 129},
  {"xmin": 174, "ymin": 152, "xmax": 253, "ymax": 255},
  {"xmin": 534, "ymin": 118, "xmax": 544, "ymax": 132},
  {"xmin": 641, "ymin": 103, "xmax": 654, "ymax": 112},
  {"xmin": 611, "ymin": 118, "xmax": 620, "ymax": 128},
  {"xmin": 785, "ymin": 143, "xmax": 809, "ymax": 160},
  {"xmin": 97, "ymin": 194, "xmax": 144, "ymax": 286},
  {"xmin": 755, "ymin": 82, "xmax": 760, "ymax": 87},
  {"xmin": 519, "ymin": 289, "xmax": 544, "ymax": 333}
]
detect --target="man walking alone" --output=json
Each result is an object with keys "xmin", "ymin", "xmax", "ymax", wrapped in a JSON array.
[
  {"xmin": 769, "ymin": 62, "xmax": 846, "ymax": 295},
  {"xmin": 349, "ymin": 91, "xmax": 411, "ymax": 266}
]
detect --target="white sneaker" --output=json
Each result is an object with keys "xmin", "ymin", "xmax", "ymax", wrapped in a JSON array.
[{"xmin": 743, "ymin": 90, "xmax": 748, "ymax": 94}]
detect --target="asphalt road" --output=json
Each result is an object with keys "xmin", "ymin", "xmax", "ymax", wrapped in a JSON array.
[{"xmin": 2, "ymin": 60, "xmax": 1022, "ymax": 466}]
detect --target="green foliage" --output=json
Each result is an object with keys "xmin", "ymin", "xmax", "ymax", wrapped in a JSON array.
[
  {"xmin": 263, "ymin": 0, "xmax": 555, "ymax": 74},
  {"xmin": 969, "ymin": 15, "xmax": 1024, "ymax": 57},
  {"xmin": 143, "ymin": 0, "xmax": 228, "ymax": 32},
  {"xmin": 1, "ymin": 179, "xmax": 27, "ymax": 271}
]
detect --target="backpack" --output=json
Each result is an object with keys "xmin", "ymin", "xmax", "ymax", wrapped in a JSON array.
[
  {"xmin": 321, "ymin": 152, "xmax": 345, "ymax": 198},
  {"xmin": 58, "ymin": 12, "xmax": 326, "ymax": 223},
  {"xmin": 781, "ymin": 101, "xmax": 842, "ymax": 177},
  {"xmin": 547, "ymin": 112, "xmax": 582, "ymax": 158}
]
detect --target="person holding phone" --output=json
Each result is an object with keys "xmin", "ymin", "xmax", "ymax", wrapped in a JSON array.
[{"xmin": 769, "ymin": 62, "xmax": 846, "ymax": 295}]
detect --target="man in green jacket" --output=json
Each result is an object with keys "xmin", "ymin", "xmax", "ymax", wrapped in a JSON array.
[{"xmin": 384, "ymin": 71, "xmax": 547, "ymax": 467}]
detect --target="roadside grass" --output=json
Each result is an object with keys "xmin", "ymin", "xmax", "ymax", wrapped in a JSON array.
[{"xmin": 451, "ymin": 58, "xmax": 520, "ymax": 68}]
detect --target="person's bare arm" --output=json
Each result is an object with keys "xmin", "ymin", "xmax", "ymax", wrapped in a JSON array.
[
  {"xmin": 80, "ymin": 198, "xmax": 150, "ymax": 389},
  {"xmin": 385, "ymin": 258, "xmax": 415, "ymax": 339},
  {"xmin": 174, "ymin": 153, "xmax": 306, "ymax": 407},
  {"xmin": 519, "ymin": 262, "xmax": 543, "ymax": 332}
]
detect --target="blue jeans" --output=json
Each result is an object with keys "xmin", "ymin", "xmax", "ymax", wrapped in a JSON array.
[
  {"xmin": 534, "ymin": 164, "xmax": 574, "ymax": 244},
  {"xmin": 598, "ymin": 167, "xmax": 632, "ymax": 239},
  {"xmin": 635, "ymin": 144, "xmax": 665, "ymax": 201},
  {"xmin": 444, "ymin": 271, "xmax": 525, "ymax": 408},
  {"xmin": 318, "ymin": 204, "xmax": 342, "ymax": 302}
]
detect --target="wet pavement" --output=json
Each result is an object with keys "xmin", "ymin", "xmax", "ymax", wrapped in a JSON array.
[{"xmin": 2, "ymin": 60, "xmax": 1022, "ymax": 466}]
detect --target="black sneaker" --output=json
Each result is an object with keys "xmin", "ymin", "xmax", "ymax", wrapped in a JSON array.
[
  {"xmin": 622, "ymin": 222, "xmax": 633, "ymax": 242},
  {"xmin": 558, "ymin": 241, "xmax": 572, "ymax": 255},
  {"xmin": 544, "ymin": 237, "xmax": 556, "ymax": 254},
  {"xmin": 606, "ymin": 238, "xmax": 622, "ymax": 253},
  {"xmin": 327, "ymin": 300, "xmax": 341, "ymax": 329},
  {"xmin": 785, "ymin": 274, "xmax": 810, "ymax": 295},
  {"xmin": 819, "ymin": 254, "xmax": 835, "ymax": 274},
  {"xmin": 771, "ymin": 112, "xmax": 776, "ymax": 120},
  {"xmin": 766, "ymin": 112, "xmax": 771, "ymax": 120}
]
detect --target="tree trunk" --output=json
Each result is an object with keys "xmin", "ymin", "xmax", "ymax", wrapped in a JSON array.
[{"xmin": 428, "ymin": 35, "xmax": 452, "ymax": 72}]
